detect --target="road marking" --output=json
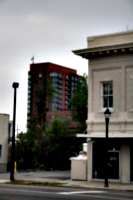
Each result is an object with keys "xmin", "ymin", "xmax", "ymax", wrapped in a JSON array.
[
  {"xmin": 0, "ymin": 188, "xmax": 52, "ymax": 194},
  {"xmin": 58, "ymin": 190, "xmax": 106, "ymax": 195},
  {"xmin": 0, "ymin": 188, "xmax": 105, "ymax": 195},
  {"xmin": 1, "ymin": 188, "xmax": 133, "ymax": 200},
  {"xmin": 58, "ymin": 191, "xmax": 133, "ymax": 200}
]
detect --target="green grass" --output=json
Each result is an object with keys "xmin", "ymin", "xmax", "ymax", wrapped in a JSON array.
[{"xmin": 5, "ymin": 180, "xmax": 64, "ymax": 187}]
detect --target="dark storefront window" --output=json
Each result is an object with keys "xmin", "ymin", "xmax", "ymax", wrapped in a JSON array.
[
  {"xmin": 92, "ymin": 142, "xmax": 119, "ymax": 180},
  {"xmin": 93, "ymin": 143, "xmax": 105, "ymax": 179}
]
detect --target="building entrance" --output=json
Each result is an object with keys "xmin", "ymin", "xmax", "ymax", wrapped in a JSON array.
[
  {"xmin": 92, "ymin": 142, "xmax": 120, "ymax": 180},
  {"xmin": 108, "ymin": 151, "xmax": 119, "ymax": 179}
]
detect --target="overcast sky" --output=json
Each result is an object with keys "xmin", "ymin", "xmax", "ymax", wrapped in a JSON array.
[{"xmin": 0, "ymin": 0, "xmax": 133, "ymax": 133}]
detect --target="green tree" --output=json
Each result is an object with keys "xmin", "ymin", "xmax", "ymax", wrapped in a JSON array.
[
  {"xmin": 69, "ymin": 74, "xmax": 88, "ymax": 130},
  {"xmin": 12, "ymin": 114, "xmax": 85, "ymax": 171},
  {"xmin": 41, "ymin": 113, "xmax": 85, "ymax": 170},
  {"xmin": 15, "ymin": 130, "xmax": 39, "ymax": 169},
  {"xmin": 42, "ymin": 115, "xmax": 71, "ymax": 170},
  {"xmin": 30, "ymin": 77, "xmax": 56, "ymax": 127}
]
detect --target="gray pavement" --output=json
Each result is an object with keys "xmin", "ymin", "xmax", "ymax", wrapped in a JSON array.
[{"xmin": 0, "ymin": 171, "xmax": 133, "ymax": 191}]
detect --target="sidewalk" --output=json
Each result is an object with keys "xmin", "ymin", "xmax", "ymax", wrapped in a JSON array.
[{"xmin": 0, "ymin": 177, "xmax": 133, "ymax": 191}]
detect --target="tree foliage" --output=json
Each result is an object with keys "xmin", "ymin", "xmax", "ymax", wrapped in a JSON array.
[
  {"xmin": 9, "ymin": 116, "xmax": 86, "ymax": 171},
  {"xmin": 69, "ymin": 74, "xmax": 88, "ymax": 130},
  {"xmin": 30, "ymin": 78, "xmax": 56, "ymax": 127}
]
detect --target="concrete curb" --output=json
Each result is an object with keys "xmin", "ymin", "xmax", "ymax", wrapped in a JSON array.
[
  {"xmin": 0, "ymin": 180, "xmax": 10, "ymax": 183},
  {"xmin": 1, "ymin": 178, "xmax": 133, "ymax": 191}
]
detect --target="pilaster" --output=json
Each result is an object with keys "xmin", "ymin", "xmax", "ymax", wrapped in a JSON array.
[
  {"xmin": 121, "ymin": 144, "xmax": 130, "ymax": 183},
  {"xmin": 121, "ymin": 65, "xmax": 126, "ymax": 111},
  {"xmin": 87, "ymin": 139, "xmax": 92, "ymax": 181}
]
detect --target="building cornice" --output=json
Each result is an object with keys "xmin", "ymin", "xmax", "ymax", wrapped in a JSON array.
[{"xmin": 72, "ymin": 42, "xmax": 133, "ymax": 59}]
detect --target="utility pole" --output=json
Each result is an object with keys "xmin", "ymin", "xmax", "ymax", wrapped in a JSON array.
[{"xmin": 10, "ymin": 82, "xmax": 19, "ymax": 181}]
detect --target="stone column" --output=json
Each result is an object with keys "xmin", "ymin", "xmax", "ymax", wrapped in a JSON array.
[
  {"xmin": 120, "ymin": 65, "xmax": 126, "ymax": 132},
  {"xmin": 87, "ymin": 138, "xmax": 92, "ymax": 181},
  {"xmin": 121, "ymin": 144, "xmax": 130, "ymax": 183}
]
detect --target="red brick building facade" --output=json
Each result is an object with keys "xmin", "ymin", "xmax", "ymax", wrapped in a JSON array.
[{"xmin": 27, "ymin": 62, "xmax": 80, "ymax": 127}]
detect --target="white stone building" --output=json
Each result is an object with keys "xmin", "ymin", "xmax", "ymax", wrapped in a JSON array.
[
  {"xmin": 0, "ymin": 114, "xmax": 9, "ymax": 172},
  {"xmin": 73, "ymin": 31, "xmax": 133, "ymax": 183}
]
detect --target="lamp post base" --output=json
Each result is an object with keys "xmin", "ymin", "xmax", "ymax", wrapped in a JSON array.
[{"xmin": 104, "ymin": 183, "xmax": 109, "ymax": 187}]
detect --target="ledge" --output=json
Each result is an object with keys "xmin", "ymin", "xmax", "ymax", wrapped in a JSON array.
[
  {"xmin": 98, "ymin": 108, "xmax": 114, "ymax": 113},
  {"xmin": 72, "ymin": 42, "xmax": 133, "ymax": 59},
  {"xmin": 76, "ymin": 133, "xmax": 133, "ymax": 138}
]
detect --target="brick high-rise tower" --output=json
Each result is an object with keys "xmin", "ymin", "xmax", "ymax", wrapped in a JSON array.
[{"xmin": 27, "ymin": 62, "xmax": 80, "ymax": 128}]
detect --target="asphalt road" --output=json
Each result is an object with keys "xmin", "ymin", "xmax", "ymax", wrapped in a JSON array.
[{"xmin": 0, "ymin": 184, "xmax": 133, "ymax": 200}]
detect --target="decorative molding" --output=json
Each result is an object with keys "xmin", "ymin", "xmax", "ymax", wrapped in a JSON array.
[
  {"xmin": 72, "ymin": 42, "xmax": 133, "ymax": 59},
  {"xmin": 92, "ymin": 66, "xmax": 121, "ymax": 73},
  {"xmin": 98, "ymin": 108, "xmax": 114, "ymax": 113}
]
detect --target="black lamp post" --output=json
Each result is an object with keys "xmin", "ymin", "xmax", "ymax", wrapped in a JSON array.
[
  {"xmin": 10, "ymin": 82, "xmax": 19, "ymax": 181},
  {"xmin": 104, "ymin": 108, "xmax": 111, "ymax": 187}
]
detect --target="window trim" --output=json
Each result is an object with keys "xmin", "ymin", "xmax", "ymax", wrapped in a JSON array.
[{"xmin": 101, "ymin": 81, "xmax": 113, "ymax": 109}]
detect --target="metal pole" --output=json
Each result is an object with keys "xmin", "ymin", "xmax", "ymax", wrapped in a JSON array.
[
  {"xmin": 10, "ymin": 83, "xmax": 19, "ymax": 181},
  {"xmin": 104, "ymin": 117, "xmax": 109, "ymax": 187}
]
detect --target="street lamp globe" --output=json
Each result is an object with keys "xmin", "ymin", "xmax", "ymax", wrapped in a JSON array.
[{"xmin": 104, "ymin": 108, "xmax": 111, "ymax": 120}]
